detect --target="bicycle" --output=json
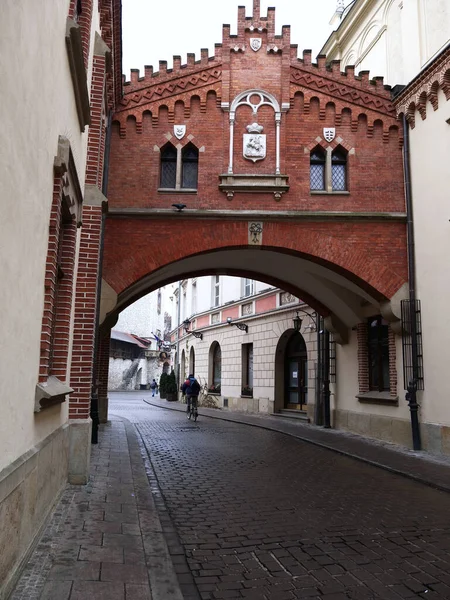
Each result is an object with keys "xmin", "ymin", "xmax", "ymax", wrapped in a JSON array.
[{"xmin": 186, "ymin": 395, "xmax": 198, "ymax": 422}]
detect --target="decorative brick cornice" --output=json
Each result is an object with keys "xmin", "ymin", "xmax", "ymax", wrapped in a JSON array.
[
  {"xmin": 290, "ymin": 65, "xmax": 395, "ymax": 117},
  {"xmin": 394, "ymin": 45, "xmax": 450, "ymax": 128},
  {"xmin": 117, "ymin": 66, "xmax": 222, "ymax": 112}
]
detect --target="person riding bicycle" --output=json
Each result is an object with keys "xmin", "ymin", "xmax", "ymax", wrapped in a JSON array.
[{"xmin": 181, "ymin": 374, "xmax": 200, "ymax": 416}]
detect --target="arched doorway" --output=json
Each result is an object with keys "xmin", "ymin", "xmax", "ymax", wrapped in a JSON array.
[
  {"xmin": 181, "ymin": 350, "xmax": 186, "ymax": 382},
  {"xmin": 285, "ymin": 333, "xmax": 308, "ymax": 410},
  {"xmin": 189, "ymin": 346, "xmax": 195, "ymax": 376}
]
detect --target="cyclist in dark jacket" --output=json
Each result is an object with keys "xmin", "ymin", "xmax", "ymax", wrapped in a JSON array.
[{"xmin": 181, "ymin": 374, "xmax": 200, "ymax": 415}]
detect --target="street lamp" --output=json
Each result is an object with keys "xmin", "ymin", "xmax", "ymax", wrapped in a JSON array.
[
  {"xmin": 293, "ymin": 309, "xmax": 318, "ymax": 333},
  {"xmin": 226, "ymin": 317, "xmax": 248, "ymax": 333},
  {"xmin": 183, "ymin": 318, "xmax": 203, "ymax": 340}
]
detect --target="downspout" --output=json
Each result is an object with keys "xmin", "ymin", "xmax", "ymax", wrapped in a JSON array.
[
  {"xmin": 402, "ymin": 114, "xmax": 421, "ymax": 451},
  {"xmin": 176, "ymin": 281, "xmax": 181, "ymax": 390},
  {"xmin": 90, "ymin": 110, "xmax": 112, "ymax": 444}
]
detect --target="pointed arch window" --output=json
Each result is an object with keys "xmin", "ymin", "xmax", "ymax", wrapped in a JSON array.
[
  {"xmin": 160, "ymin": 143, "xmax": 177, "ymax": 189},
  {"xmin": 310, "ymin": 147, "xmax": 326, "ymax": 191},
  {"xmin": 181, "ymin": 143, "xmax": 198, "ymax": 189},
  {"xmin": 332, "ymin": 148, "xmax": 347, "ymax": 191},
  {"xmin": 159, "ymin": 142, "xmax": 199, "ymax": 191},
  {"xmin": 310, "ymin": 145, "xmax": 349, "ymax": 193}
]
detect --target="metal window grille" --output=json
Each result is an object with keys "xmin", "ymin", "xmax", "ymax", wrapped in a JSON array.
[
  {"xmin": 329, "ymin": 334, "xmax": 336, "ymax": 383},
  {"xmin": 160, "ymin": 145, "xmax": 177, "ymax": 188},
  {"xmin": 310, "ymin": 149, "xmax": 325, "ymax": 190},
  {"xmin": 401, "ymin": 299, "xmax": 424, "ymax": 391},
  {"xmin": 332, "ymin": 149, "xmax": 347, "ymax": 191},
  {"xmin": 181, "ymin": 144, "xmax": 198, "ymax": 188}
]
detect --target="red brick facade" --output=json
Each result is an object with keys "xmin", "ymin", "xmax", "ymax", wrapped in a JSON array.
[{"xmin": 104, "ymin": 1, "xmax": 407, "ymax": 318}]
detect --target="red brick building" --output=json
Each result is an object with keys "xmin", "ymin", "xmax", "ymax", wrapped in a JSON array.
[{"xmin": 98, "ymin": 1, "xmax": 411, "ymax": 444}]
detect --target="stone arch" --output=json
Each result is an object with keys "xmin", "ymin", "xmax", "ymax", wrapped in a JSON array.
[
  {"xmin": 189, "ymin": 346, "xmax": 195, "ymax": 376},
  {"xmin": 274, "ymin": 328, "xmax": 307, "ymax": 412},
  {"xmin": 181, "ymin": 349, "xmax": 186, "ymax": 382},
  {"xmin": 208, "ymin": 341, "xmax": 222, "ymax": 391}
]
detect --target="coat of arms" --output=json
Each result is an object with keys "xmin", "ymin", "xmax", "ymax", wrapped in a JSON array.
[
  {"xmin": 323, "ymin": 128, "xmax": 335, "ymax": 142},
  {"xmin": 250, "ymin": 38, "xmax": 262, "ymax": 52},
  {"xmin": 243, "ymin": 123, "xmax": 266, "ymax": 162},
  {"xmin": 174, "ymin": 125, "xmax": 186, "ymax": 140}
]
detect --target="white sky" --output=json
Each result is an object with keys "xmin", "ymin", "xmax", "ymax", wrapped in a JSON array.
[{"xmin": 121, "ymin": 0, "xmax": 339, "ymax": 79}]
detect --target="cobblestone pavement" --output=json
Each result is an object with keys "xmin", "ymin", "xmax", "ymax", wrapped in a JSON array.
[{"xmin": 111, "ymin": 393, "xmax": 450, "ymax": 600}]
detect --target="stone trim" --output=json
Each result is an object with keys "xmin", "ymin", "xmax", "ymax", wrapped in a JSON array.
[
  {"xmin": 65, "ymin": 17, "xmax": 91, "ymax": 131},
  {"xmin": 356, "ymin": 391, "xmax": 399, "ymax": 406},
  {"xmin": 219, "ymin": 173, "xmax": 290, "ymax": 200}
]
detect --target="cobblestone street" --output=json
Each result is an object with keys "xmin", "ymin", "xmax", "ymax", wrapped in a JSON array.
[{"xmin": 112, "ymin": 394, "xmax": 450, "ymax": 600}]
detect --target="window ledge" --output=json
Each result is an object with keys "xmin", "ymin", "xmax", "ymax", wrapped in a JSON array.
[
  {"xmin": 35, "ymin": 376, "xmax": 73, "ymax": 413},
  {"xmin": 241, "ymin": 395, "xmax": 253, "ymax": 399},
  {"xmin": 310, "ymin": 191, "xmax": 350, "ymax": 195},
  {"xmin": 157, "ymin": 188, "xmax": 198, "ymax": 194},
  {"xmin": 208, "ymin": 392, "xmax": 221, "ymax": 396},
  {"xmin": 356, "ymin": 392, "xmax": 399, "ymax": 406}
]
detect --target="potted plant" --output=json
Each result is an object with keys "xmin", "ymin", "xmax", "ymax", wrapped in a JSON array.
[
  {"xmin": 241, "ymin": 385, "xmax": 253, "ymax": 397},
  {"xmin": 165, "ymin": 370, "xmax": 178, "ymax": 402},
  {"xmin": 159, "ymin": 372, "xmax": 168, "ymax": 399}
]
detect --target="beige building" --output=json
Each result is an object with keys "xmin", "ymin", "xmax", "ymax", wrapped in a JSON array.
[
  {"xmin": 0, "ymin": 1, "xmax": 120, "ymax": 596},
  {"xmin": 322, "ymin": 0, "xmax": 450, "ymax": 452}
]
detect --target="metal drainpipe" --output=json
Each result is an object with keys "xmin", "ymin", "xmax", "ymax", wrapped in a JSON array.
[
  {"xmin": 402, "ymin": 114, "xmax": 421, "ymax": 451},
  {"xmin": 90, "ymin": 111, "xmax": 112, "ymax": 444},
  {"xmin": 314, "ymin": 313, "xmax": 323, "ymax": 426},
  {"xmin": 322, "ymin": 328, "xmax": 331, "ymax": 428},
  {"xmin": 175, "ymin": 280, "xmax": 181, "ymax": 390}
]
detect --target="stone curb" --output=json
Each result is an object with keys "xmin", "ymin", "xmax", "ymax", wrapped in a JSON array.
[{"xmin": 143, "ymin": 398, "xmax": 450, "ymax": 495}]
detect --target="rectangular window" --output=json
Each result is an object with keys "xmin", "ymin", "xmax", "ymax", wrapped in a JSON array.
[
  {"xmin": 243, "ymin": 278, "xmax": 254, "ymax": 297},
  {"xmin": 213, "ymin": 275, "xmax": 220, "ymax": 307},
  {"xmin": 368, "ymin": 315, "xmax": 390, "ymax": 391},
  {"xmin": 241, "ymin": 343, "xmax": 253, "ymax": 396},
  {"xmin": 191, "ymin": 282, "xmax": 197, "ymax": 315}
]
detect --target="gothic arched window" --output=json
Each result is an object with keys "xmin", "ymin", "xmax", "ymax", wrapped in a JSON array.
[
  {"xmin": 160, "ymin": 143, "xmax": 177, "ymax": 188},
  {"xmin": 181, "ymin": 143, "xmax": 198, "ymax": 189},
  {"xmin": 310, "ymin": 147, "xmax": 326, "ymax": 191}
]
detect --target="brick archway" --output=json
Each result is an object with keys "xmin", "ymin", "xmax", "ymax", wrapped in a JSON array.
[{"xmin": 103, "ymin": 216, "xmax": 407, "ymax": 323}]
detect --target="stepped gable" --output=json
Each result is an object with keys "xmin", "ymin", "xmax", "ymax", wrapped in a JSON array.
[{"xmin": 115, "ymin": 0, "xmax": 398, "ymax": 132}]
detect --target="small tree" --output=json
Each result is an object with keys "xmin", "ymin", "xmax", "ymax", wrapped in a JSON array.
[
  {"xmin": 159, "ymin": 372, "xmax": 168, "ymax": 399},
  {"xmin": 165, "ymin": 370, "xmax": 177, "ymax": 401}
]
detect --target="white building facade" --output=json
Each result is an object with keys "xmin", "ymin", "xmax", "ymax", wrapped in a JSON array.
[{"xmin": 322, "ymin": 0, "xmax": 450, "ymax": 453}]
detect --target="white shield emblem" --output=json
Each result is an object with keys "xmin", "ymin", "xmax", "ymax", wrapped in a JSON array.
[
  {"xmin": 250, "ymin": 38, "xmax": 262, "ymax": 52},
  {"xmin": 243, "ymin": 133, "xmax": 266, "ymax": 162},
  {"xmin": 174, "ymin": 125, "xmax": 186, "ymax": 140},
  {"xmin": 323, "ymin": 128, "xmax": 335, "ymax": 142}
]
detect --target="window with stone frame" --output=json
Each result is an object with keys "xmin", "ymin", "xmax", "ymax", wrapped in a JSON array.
[
  {"xmin": 368, "ymin": 315, "xmax": 390, "ymax": 391},
  {"xmin": 310, "ymin": 145, "xmax": 348, "ymax": 193},
  {"xmin": 209, "ymin": 342, "xmax": 222, "ymax": 393},
  {"xmin": 159, "ymin": 141, "xmax": 198, "ymax": 190},
  {"xmin": 36, "ymin": 136, "xmax": 82, "ymax": 412},
  {"xmin": 241, "ymin": 343, "xmax": 253, "ymax": 396},
  {"xmin": 181, "ymin": 143, "xmax": 199, "ymax": 189},
  {"xmin": 160, "ymin": 142, "xmax": 177, "ymax": 188},
  {"xmin": 331, "ymin": 148, "xmax": 347, "ymax": 191},
  {"xmin": 310, "ymin": 146, "xmax": 326, "ymax": 191},
  {"xmin": 356, "ymin": 317, "xmax": 398, "ymax": 402}
]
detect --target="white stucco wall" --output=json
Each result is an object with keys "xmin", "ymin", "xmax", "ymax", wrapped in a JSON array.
[
  {"xmin": 0, "ymin": 0, "xmax": 95, "ymax": 471},
  {"xmin": 409, "ymin": 89, "xmax": 450, "ymax": 426},
  {"xmin": 324, "ymin": 0, "xmax": 450, "ymax": 87}
]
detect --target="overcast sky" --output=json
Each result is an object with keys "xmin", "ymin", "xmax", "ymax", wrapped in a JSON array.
[{"xmin": 122, "ymin": 0, "xmax": 340, "ymax": 79}]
